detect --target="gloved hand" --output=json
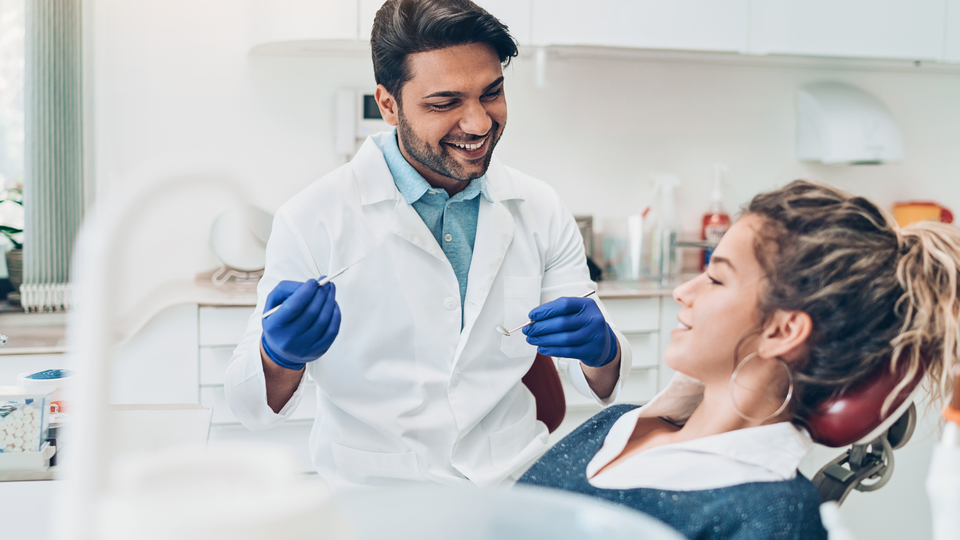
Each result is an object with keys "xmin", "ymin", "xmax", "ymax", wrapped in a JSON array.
[
  {"xmin": 261, "ymin": 279, "xmax": 341, "ymax": 370},
  {"xmin": 522, "ymin": 296, "xmax": 618, "ymax": 368}
]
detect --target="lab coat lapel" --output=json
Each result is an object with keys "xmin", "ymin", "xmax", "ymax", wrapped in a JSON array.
[
  {"xmin": 353, "ymin": 136, "xmax": 448, "ymax": 263},
  {"xmin": 389, "ymin": 200, "xmax": 447, "ymax": 263}
]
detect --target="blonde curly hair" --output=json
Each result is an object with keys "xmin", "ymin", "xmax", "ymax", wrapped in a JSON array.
[{"xmin": 744, "ymin": 180, "xmax": 959, "ymax": 417}]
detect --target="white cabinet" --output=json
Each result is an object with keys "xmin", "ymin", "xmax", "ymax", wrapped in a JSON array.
[
  {"xmin": 749, "ymin": 0, "xmax": 947, "ymax": 61},
  {"xmin": 359, "ymin": 0, "xmax": 387, "ymax": 41},
  {"xmin": 248, "ymin": 0, "xmax": 359, "ymax": 52},
  {"xmin": 947, "ymin": 0, "xmax": 960, "ymax": 63},
  {"xmin": 360, "ymin": 0, "xmax": 529, "ymax": 44},
  {"xmin": 248, "ymin": 0, "xmax": 957, "ymax": 64},
  {"xmin": 531, "ymin": 0, "xmax": 750, "ymax": 53},
  {"xmin": 197, "ymin": 305, "xmax": 318, "ymax": 473},
  {"xmin": 475, "ymin": 0, "xmax": 533, "ymax": 46}
]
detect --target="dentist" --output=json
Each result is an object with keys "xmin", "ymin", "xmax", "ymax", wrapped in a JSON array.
[{"xmin": 225, "ymin": 0, "xmax": 631, "ymax": 491}]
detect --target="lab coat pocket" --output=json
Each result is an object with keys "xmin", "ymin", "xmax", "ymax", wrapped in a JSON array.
[
  {"xmin": 331, "ymin": 442, "xmax": 423, "ymax": 482},
  {"xmin": 500, "ymin": 276, "xmax": 542, "ymax": 359},
  {"xmin": 489, "ymin": 408, "xmax": 537, "ymax": 466}
]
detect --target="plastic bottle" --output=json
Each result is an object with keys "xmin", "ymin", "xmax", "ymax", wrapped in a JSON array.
[
  {"xmin": 648, "ymin": 174, "xmax": 680, "ymax": 282},
  {"xmin": 701, "ymin": 164, "xmax": 731, "ymax": 271}
]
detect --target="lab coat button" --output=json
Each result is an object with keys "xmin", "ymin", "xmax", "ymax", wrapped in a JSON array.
[
  {"xmin": 450, "ymin": 371, "xmax": 461, "ymax": 386},
  {"xmin": 443, "ymin": 297, "xmax": 457, "ymax": 310}
]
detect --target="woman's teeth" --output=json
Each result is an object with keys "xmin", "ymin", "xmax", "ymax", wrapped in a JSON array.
[{"xmin": 677, "ymin": 322, "xmax": 691, "ymax": 330}]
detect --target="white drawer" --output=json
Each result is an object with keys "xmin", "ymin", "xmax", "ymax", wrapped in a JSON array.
[
  {"xmin": 619, "ymin": 368, "xmax": 659, "ymax": 405},
  {"xmin": 199, "ymin": 306, "xmax": 255, "ymax": 346},
  {"xmin": 208, "ymin": 422, "xmax": 316, "ymax": 473},
  {"xmin": 603, "ymin": 298, "xmax": 660, "ymax": 332},
  {"xmin": 200, "ymin": 346, "xmax": 236, "ymax": 386},
  {"xmin": 625, "ymin": 332, "xmax": 658, "ymax": 368},
  {"xmin": 561, "ymin": 367, "xmax": 658, "ymax": 409},
  {"xmin": 200, "ymin": 384, "xmax": 318, "ymax": 424}
]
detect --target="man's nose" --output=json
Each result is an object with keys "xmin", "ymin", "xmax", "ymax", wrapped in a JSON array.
[{"xmin": 459, "ymin": 99, "xmax": 493, "ymax": 136}]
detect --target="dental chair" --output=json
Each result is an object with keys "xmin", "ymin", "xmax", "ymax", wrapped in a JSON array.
[
  {"xmin": 522, "ymin": 352, "xmax": 927, "ymax": 504},
  {"xmin": 805, "ymin": 358, "xmax": 927, "ymax": 504},
  {"xmin": 523, "ymin": 353, "xmax": 566, "ymax": 433}
]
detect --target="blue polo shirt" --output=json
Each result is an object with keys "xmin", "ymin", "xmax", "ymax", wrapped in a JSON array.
[{"xmin": 375, "ymin": 130, "xmax": 487, "ymax": 323}]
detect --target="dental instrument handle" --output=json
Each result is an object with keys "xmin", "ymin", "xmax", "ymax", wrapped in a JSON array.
[{"xmin": 261, "ymin": 260, "xmax": 362, "ymax": 319}]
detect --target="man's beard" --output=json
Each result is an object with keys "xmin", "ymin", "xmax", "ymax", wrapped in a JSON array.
[{"xmin": 397, "ymin": 108, "xmax": 502, "ymax": 183}]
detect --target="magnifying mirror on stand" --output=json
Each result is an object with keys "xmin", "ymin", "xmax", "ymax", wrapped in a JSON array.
[{"xmin": 208, "ymin": 206, "xmax": 272, "ymax": 286}]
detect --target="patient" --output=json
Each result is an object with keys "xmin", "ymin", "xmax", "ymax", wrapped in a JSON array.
[{"xmin": 518, "ymin": 180, "xmax": 960, "ymax": 539}]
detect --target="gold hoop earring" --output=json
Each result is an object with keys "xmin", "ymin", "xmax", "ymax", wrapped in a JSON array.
[{"xmin": 729, "ymin": 352, "xmax": 795, "ymax": 422}]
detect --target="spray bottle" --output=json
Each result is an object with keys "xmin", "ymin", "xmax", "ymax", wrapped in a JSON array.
[
  {"xmin": 647, "ymin": 174, "xmax": 681, "ymax": 282},
  {"xmin": 701, "ymin": 164, "xmax": 731, "ymax": 270}
]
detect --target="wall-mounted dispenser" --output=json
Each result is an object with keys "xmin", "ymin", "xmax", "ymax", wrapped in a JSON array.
[{"xmin": 796, "ymin": 82, "xmax": 904, "ymax": 165}]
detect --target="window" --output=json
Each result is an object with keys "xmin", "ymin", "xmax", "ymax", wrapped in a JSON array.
[{"xmin": 0, "ymin": 0, "xmax": 24, "ymax": 302}]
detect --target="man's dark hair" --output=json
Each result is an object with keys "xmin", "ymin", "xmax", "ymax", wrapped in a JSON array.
[{"xmin": 371, "ymin": 0, "xmax": 519, "ymax": 102}]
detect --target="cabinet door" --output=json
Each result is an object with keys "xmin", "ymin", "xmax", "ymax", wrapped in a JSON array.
[
  {"xmin": 531, "ymin": 0, "xmax": 750, "ymax": 53},
  {"xmin": 249, "ymin": 0, "xmax": 359, "ymax": 50},
  {"xmin": 749, "ymin": 0, "xmax": 947, "ymax": 61},
  {"xmin": 359, "ymin": 0, "xmax": 388, "ymax": 41},
  {"xmin": 475, "ymin": 0, "xmax": 532, "ymax": 46},
  {"xmin": 947, "ymin": 0, "xmax": 960, "ymax": 63},
  {"xmin": 360, "ymin": 0, "xmax": 530, "ymax": 44}
]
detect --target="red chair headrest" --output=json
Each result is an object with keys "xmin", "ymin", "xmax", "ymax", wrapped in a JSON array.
[{"xmin": 803, "ymin": 356, "xmax": 926, "ymax": 448}]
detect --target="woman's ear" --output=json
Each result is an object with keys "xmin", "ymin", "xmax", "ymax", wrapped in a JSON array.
[
  {"xmin": 375, "ymin": 85, "xmax": 399, "ymax": 127},
  {"xmin": 758, "ymin": 310, "xmax": 812, "ymax": 363}
]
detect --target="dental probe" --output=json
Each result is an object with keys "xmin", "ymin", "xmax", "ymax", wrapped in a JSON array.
[
  {"xmin": 261, "ymin": 259, "xmax": 362, "ymax": 319},
  {"xmin": 496, "ymin": 290, "xmax": 596, "ymax": 336}
]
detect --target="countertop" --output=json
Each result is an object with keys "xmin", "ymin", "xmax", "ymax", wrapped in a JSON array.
[{"xmin": 0, "ymin": 275, "xmax": 690, "ymax": 355}]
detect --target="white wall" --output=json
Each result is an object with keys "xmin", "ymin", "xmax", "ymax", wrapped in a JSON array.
[{"xmin": 87, "ymin": 1, "xmax": 958, "ymax": 538}]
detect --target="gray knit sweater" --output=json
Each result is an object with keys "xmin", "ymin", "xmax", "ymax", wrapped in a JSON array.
[{"xmin": 517, "ymin": 405, "xmax": 828, "ymax": 540}]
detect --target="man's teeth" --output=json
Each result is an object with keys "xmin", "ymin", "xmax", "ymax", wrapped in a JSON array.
[
  {"xmin": 677, "ymin": 322, "xmax": 691, "ymax": 330},
  {"xmin": 453, "ymin": 140, "xmax": 484, "ymax": 151}
]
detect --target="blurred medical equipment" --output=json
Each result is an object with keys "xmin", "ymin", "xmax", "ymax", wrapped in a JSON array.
[
  {"xmin": 209, "ymin": 206, "xmax": 272, "ymax": 286},
  {"xmin": 818, "ymin": 502, "xmax": 856, "ymax": 540},
  {"xmin": 0, "ymin": 386, "xmax": 53, "ymax": 473},
  {"xmin": 18, "ymin": 368, "xmax": 75, "ymax": 413},
  {"xmin": 807, "ymin": 354, "xmax": 926, "ymax": 504},
  {"xmin": 497, "ymin": 291, "xmax": 595, "ymax": 336},
  {"xmin": 333, "ymin": 484, "xmax": 685, "ymax": 540},
  {"xmin": 261, "ymin": 258, "xmax": 363, "ymax": 319},
  {"xmin": 926, "ymin": 366, "xmax": 960, "ymax": 540}
]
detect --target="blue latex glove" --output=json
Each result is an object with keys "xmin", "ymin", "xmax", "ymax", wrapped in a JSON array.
[
  {"xmin": 522, "ymin": 296, "xmax": 618, "ymax": 368},
  {"xmin": 261, "ymin": 279, "xmax": 341, "ymax": 370}
]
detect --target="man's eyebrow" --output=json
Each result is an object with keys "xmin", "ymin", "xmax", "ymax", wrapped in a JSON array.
[
  {"xmin": 709, "ymin": 256, "xmax": 738, "ymax": 274},
  {"xmin": 422, "ymin": 77, "xmax": 504, "ymax": 100}
]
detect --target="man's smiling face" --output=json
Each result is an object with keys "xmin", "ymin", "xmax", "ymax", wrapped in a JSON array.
[{"xmin": 377, "ymin": 42, "xmax": 507, "ymax": 194}]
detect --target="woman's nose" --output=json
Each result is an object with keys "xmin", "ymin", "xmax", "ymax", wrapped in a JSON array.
[
  {"xmin": 673, "ymin": 274, "xmax": 703, "ymax": 306},
  {"xmin": 460, "ymin": 100, "xmax": 493, "ymax": 135}
]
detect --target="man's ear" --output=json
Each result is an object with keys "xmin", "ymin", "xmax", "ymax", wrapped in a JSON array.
[
  {"xmin": 375, "ymin": 85, "xmax": 399, "ymax": 127},
  {"xmin": 758, "ymin": 310, "xmax": 812, "ymax": 363}
]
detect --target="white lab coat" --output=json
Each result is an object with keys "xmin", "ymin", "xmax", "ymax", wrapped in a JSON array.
[{"xmin": 224, "ymin": 133, "xmax": 632, "ymax": 491}]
